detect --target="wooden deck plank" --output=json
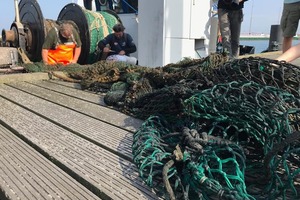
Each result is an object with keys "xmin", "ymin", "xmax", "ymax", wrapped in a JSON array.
[
  {"xmin": 0, "ymin": 73, "xmax": 49, "ymax": 84},
  {"xmin": 0, "ymin": 84, "xmax": 133, "ymax": 161},
  {"xmin": 31, "ymin": 80, "xmax": 105, "ymax": 105},
  {"xmin": 0, "ymin": 97, "xmax": 159, "ymax": 200},
  {"xmin": 48, "ymin": 79, "xmax": 83, "ymax": 89},
  {"xmin": 0, "ymin": 143, "xmax": 58, "ymax": 200},
  {"xmin": 0, "ymin": 125, "xmax": 101, "ymax": 200},
  {"xmin": 6, "ymin": 81, "xmax": 142, "ymax": 132},
  {"xmin": 1, "ymin": 135, "xmax": 93, "ymax": 200}
]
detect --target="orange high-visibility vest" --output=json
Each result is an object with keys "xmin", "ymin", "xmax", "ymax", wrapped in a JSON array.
[
  {"xmin": 47, "ymin": 27, "xmax": 77, "ymax": 65},
  {"xmin": 47, "ymin": 43, "xmax": 76, "ymax": 65}
]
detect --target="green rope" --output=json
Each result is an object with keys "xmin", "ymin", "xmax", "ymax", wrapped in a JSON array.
[{"xmin": 133, "ymin": 81, "xmax": 300, "ymax": 199}]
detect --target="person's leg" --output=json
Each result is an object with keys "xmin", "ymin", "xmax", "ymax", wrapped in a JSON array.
[
  {"xmin": 106, "ymin": 55, "xmax": 127, "ymax": 62},
  {"xmin": 276, "ymin": 43, "xmax": 300, "ymax": 62},
  {"xmin": 218, "ymin": 9, "xmax": 231, "ymax": 56},
  {"xmin": 95, "ymin": 0, "xmax": 101, "ymax": 11},
  {"xmin": 108, "ymin": 0, "xmax": 114, "ymax": 10},
  {"xmin": 229, "ymin": 9, "xmax": 243, "ymax": 58},
  {"xmin": 121, "ymin": 0, "xmax": 129, "ymax": 13},
  {"xmin": 107, "ymin": 55, "xmax": 137, "ymax": 64},
  {"xmin": 128, "ymin": 0, "xmax": 138, "ymax": 13},
  {"xmin": 280, "ymin": 2, "xmax": 300, "ymax": 52},
  {"xmin": 83, "ymin": 0, "xmax": 92, "ymax": 10},
  {"xmin": 125, "ymin": 56, "xmax": 137, "ymax": 65},
  {"xmin": 282, "ymin": 37, "xmax": 293, "ymax": 52}
]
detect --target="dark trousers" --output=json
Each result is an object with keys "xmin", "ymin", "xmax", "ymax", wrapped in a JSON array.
[
  {"xmin": 218, "ymin": 8, "xmax": 243, "ymax": 58},
  {"xmin": 121, "ymin": 0, "xmax": 138, "ymax": 13},
  {"xmin": 83, "ymin": 0, "xmax": 92, "ymax": 10},
  {"xmin": 95, "ymin": 0, "xmax": 113, "ymax": 11}
]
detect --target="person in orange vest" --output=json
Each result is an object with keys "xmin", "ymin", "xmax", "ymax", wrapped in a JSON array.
[{"xmin": 42, "ymin": 22, "xmax": 82, "ymax": 65}]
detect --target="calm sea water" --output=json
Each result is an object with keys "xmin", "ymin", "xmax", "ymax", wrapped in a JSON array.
[{"xmin": 239, "ymin": 39, "xmax": 300, "ymax": 54}]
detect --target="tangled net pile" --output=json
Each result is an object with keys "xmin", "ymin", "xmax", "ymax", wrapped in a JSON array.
[
  {"xmin": 21, "ymin": 54, "xmax": 300, "ymax": 199},
  {"xmin": 134, "ymin": 82, "xmax": 300, "ymax": 200}
]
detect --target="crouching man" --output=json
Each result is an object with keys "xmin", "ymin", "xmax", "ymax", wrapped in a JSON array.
[
  {"xmin": 42, "ymin": 22, "xmax": 82, "ymax": 65},
  {"xmin": 98, "ymin": 23, "xmax": 137, "ymax": 65}
]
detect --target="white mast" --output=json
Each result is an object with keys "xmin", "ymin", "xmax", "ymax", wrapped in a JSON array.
[{"xmin": 249, "ymin": 0, "xmax": 254, "ymax": 35}]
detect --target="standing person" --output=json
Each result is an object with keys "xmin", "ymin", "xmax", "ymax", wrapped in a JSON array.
[
  {"xmin": 83, "ymin": 0, "xmax": 92, "ymax": 10},
  {"xmin": 280, "ymin": 0, "xmax": 300, "ymax": 53},
  {"xmin": 98, "ymin": 23, "xmax": 137, "ymax": 65},
  {"xmin": 217, "ymin": 0, "xmax": 248, "ymax": 59},
  {"xmin": 95, "ymin": 0, "xmax": 101, "ymax": 11},
  {"xmin": 95, "ymin": 0, "xmax": 114, "ymax": 11},
  {"xmin": 42, "ymin": 22, "xmax": 82, "ymax": 65}
]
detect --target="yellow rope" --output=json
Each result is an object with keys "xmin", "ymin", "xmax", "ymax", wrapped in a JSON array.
[{"xmin": 87, "ymin": 10, "xmax": 109, "ymax": 37}]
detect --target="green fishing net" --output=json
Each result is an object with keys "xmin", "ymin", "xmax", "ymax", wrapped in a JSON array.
[{"xmin": 19, "ymin": 54, "xmax": 300, "ymax": 199}]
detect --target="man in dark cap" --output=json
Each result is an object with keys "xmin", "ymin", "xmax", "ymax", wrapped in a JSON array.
[{"xmin": 98, "ymin": 23, "xmax": 137, "ymax": 65}]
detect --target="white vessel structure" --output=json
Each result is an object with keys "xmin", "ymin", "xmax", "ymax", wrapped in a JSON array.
[{"xmin": 77, "ymin": 0, "xmax": 218, "ymax": 67}]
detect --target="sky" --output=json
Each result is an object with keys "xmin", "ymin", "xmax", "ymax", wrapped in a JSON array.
[
  {"xmin": 241, "ymin": 0, "xmax": 288, "ymax": 34},
  {"xmin": 0, "ymin": 0, "xmax": 297, "ymax": 35}
]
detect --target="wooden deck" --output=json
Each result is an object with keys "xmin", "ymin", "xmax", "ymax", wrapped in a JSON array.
[
  {"xmin": 0, "ymin": 77, "xmax": 160, "ymax": 200},
  {"xmin": 0, "ymin": 51, "xmax": 299, "ymax": 200}
]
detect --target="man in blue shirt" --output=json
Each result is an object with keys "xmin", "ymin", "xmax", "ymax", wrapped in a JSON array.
[{"xmin": 98, "ymin": 23, "xmax": 137, "ymax": 65}]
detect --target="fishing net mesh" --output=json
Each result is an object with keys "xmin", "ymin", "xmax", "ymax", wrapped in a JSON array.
[{"xmin": 19, "ymin": 54, "xmax": 300, "ymax": 199}]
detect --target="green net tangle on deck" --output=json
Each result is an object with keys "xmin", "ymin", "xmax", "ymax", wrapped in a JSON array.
[
  {"xmin": 19, "ymin": 53, "xmax": 300, "ymax": 199},
  {"xmin": 132, "ymin": 81, "xmax": 300, "ymax": 200}
]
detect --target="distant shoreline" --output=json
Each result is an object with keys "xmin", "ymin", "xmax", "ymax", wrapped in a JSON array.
[
  {"xmin": 240, "ymin": 36, "xmax": 299, "ymax": 40},
  {"xmin": 240, "ymin": 37, "xmax": 269, "ymax": 40}
]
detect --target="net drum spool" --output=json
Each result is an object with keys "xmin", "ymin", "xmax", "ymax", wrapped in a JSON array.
[
  {"xmin": 17, "ymin": 0, "xmax": 45, "ymax": 61},
  {"xmin": 58, "ymin": 3, "xmax": 120, "ymax": 64},
  {"xmin": 2, "ymin": 0, "xmax": 60, "ymax": 62}
]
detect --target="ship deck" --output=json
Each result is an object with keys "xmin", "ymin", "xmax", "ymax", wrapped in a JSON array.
[
  {"xmin": 0, "ymin": 51, "xmax": 299, "ymax": 200},
  {"xmin": 0, "ymin": 77, "xmax": 161, "ymax": 200}
]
